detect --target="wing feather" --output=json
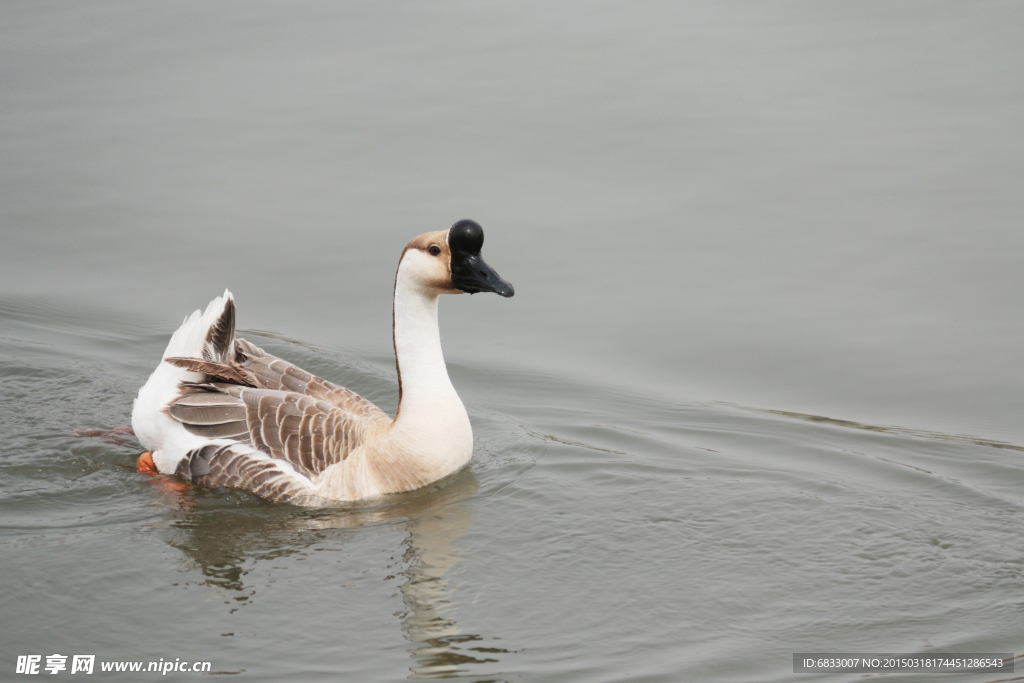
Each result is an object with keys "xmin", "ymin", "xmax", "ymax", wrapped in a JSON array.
[
  {"xmin": 175, "ymin": 443, "xmax": 312, "ymax": 504},
  {"xmin": 234, "ymin": 338, "xmax": 388, "ymax": 420},
  {"xmin": 164, "ymin": 357, "xmax": 256, "ymax": 386},
  {"xmin": 167, "ymin": 338, "xmax": 388, "ymax": 421},
  {"xmin": 167, "ymin": 402, "xmax": 247, "ymax": 426},
  {"xmin": 166, "ymin": 382, "xmax": 382, "ymax": 480},
  {"xmin": 183, "ymin": 422, "xmax": 251, "ymax": 439},
  {"xmin": 162, "ymin": 338, "xmax": 392, "ymax": 494}
]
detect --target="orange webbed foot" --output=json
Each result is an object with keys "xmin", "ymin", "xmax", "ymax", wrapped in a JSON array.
[
  {"xmin": 137, "ymin": 451, "xmax": 158, "ymax": 474},
  {"xmin": 137, "ymin": 451, "xmax": 193, "ymax": 502}
]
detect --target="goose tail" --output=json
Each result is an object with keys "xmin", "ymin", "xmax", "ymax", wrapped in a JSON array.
[
  {"xmin": 132, "ymin": 290, "xmax": 237, "ymax": 454},
  {"xmin": 163, "ymin": 289, "xmax": 237, "ymax": 366}
]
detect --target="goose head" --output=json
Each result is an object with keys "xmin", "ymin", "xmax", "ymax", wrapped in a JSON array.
[{"xmin": 399, "ymin": 219, "xmax": 514, "ymax": 298}]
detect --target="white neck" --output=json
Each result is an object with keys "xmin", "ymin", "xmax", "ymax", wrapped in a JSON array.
[{"xmin": 387, "ymin": 254, "xmax": 473, "ymax": 468}]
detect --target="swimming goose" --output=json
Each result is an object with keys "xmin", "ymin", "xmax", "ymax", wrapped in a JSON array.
[{"xmin": 131, "ymin": 220, "xmax": 513, "ymax": 504}]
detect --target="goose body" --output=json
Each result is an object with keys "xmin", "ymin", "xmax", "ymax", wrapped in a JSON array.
[{"xmin": 131, "ymin": 220, "xmax": 513, "ymax": 504}]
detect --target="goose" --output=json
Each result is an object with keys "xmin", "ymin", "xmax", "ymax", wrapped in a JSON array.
[{"xmin": 131, "ymin": 220, "xmax": 513, "ymax": 504}]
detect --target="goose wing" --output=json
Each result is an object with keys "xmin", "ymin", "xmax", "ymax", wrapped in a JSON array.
[
  {"xmin": 168, "ymin": 383, "xmax": 388, "ymax": 480},
  {"xmin": 166, "ymin": 338, "xmax": 388, "ymax": 420},
  {"xmin": 175, "ymin": 442, "xmax": 314, "ymax": 504},
  {"xmin": 235, "ymin": 338, "xmax": 388, "ymax": 420}
]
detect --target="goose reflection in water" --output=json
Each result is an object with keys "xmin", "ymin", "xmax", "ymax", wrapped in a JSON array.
[{"xmin": 151, "ymin": 469, "xmax": 506, "ymax": 679}]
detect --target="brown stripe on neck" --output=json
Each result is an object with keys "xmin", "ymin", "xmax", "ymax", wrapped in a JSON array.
[{"xmin": 392, "ymin": 244, "xmax": 411, "ymax": 421}]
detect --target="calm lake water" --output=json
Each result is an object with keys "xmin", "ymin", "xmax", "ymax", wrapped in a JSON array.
[{"xmin": 2, "ymin": 2, "xmax": 1023, "ymax": 681}]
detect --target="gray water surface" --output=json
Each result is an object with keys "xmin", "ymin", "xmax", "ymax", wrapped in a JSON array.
[{"xmin": 2, "ymin": 2, "xmax": 1023, "ymax": 681}]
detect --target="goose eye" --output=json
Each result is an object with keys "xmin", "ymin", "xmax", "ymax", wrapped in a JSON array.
[{"xmin": 428, "ymin": 245, "xmax": 442, "ymax": 257}]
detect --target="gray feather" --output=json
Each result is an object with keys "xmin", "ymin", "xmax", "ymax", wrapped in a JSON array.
[
  {"xmin": 165, "ymin": 338, "xmax": 392, "ymax": 501},
  {"xmin": 203, "ymin": 297, "xmax": 236, "ymax": 362},
  {"xmin": 175, "ymin": 442, "xmax": 311, "ymax": 504},
  {"xmin": 168, "ymin": 402, "xmax": 247, "ymax": 426}
]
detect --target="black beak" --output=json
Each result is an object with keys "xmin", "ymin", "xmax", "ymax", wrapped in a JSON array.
[
  {"xmin": 448, "ymin": 219, "xmax": 515, "ymax": 297},
  {"xmin": 451, "ymin": 253, "xmax": 515, "ymax": 297}
]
